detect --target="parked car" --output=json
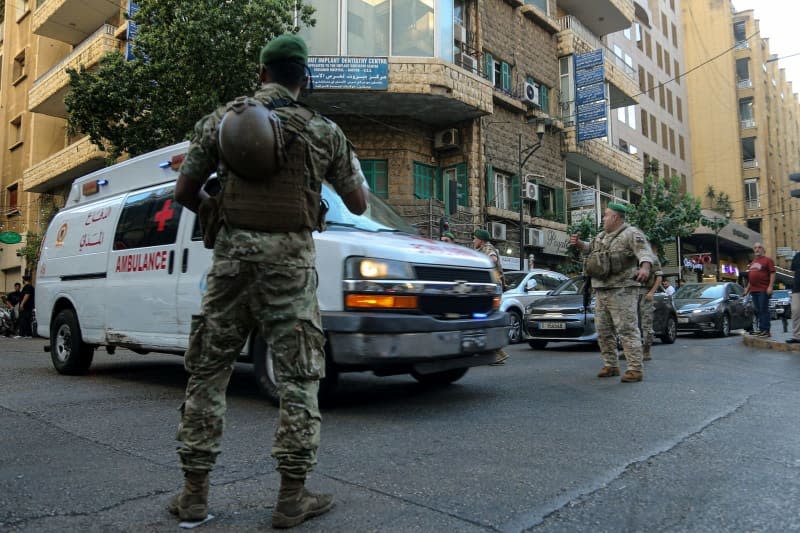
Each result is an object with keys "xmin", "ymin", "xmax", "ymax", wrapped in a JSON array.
[
  {"xmin": 524, "ymin": 276, "xmax": 678, "ymax": 349},
  {"xmin": 501, "ymin": 269, "xmax": 569, "ymax": 343},
  {"xmin": 673, "ymin": 282, "xmax": 754, "ymax": 336},
  {"xmin": 769, "ymin": 289, "xmax": 792, "ymax": 320}
]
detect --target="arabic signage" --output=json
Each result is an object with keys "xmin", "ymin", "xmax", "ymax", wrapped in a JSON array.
[
  {"xmin": 308, "ymin": 57, "xmax": 389, "ymax": 90},
  {"xmin": 541, "ymin": 229, "xmax": 570, "ymax": 256},
  {"xmin": 571, "ymin": 208, "xmax": 595, "ymax": 224},
  {"xmin": 574, "ymin": 50, "xmax": 607, "ymax": 143},
  {"xmin": 126, "ymin": 2, "xmax": 139, "ymax": 61},
  {"xmin": 570, "ymin": 189, "xmax": 596, "ymax": 207}
]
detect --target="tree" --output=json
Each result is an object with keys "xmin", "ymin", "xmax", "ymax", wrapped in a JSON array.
[
  {"xmin": 559, "ymin": 214, "xmax": 600, "ymax": 275},
  {"xmin": 65, "ymin": 0, "xmax": 314, "ymax": 161},
  {"xmin": 627, "ymin": 174, "xmax": 703, "ymax": 265}
]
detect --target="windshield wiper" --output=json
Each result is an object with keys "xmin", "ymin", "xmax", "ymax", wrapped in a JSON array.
[{"xmin": 326, "ymin": 221, "xmax": 357, "ymax": 228}]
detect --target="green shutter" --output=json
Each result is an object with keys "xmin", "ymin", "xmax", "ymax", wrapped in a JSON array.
[
  {"xmin": 456, "ymin": 163, "xmax": 468, "ymax": 207},
  {"xmin": 554, "ymin": 187, "xmax": 565, "ymax": 222},
  {"xmin": 540, "ymin": 85, "xmax": 549, "ymax": 113},
  {"xmin": 486, "ymin": 164, "xmax": 494, "ymax": 205},
  {"xmin": 501, "ymin": 62, "xmax": 511, "ymax": 92},
  {"xmin": 435, "ymin": 167, "xmax": 444, "ymax": 202},
  {"xmin": 511, "ymin": 174, "xmax": 520, "ymax": 210},
  {"xmin": 483, "ymin": 52, "xmax": 493, "ymax": 81}
]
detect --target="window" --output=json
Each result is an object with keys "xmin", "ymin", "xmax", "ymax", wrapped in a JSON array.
[
  {"xmin": 733, "ymin": 20, "xmax": 746, "ymax": 44},
  {"xmin": 12, "ymin": 49, "xmax": 25, "ymax": 84},
  {"xmin": 346, "ymin": 0, "xmax": 388, "ymax": 56},
  {"xmin": 493, "ymin": 170, "xmax": 515, "ymax": 211},
  {"xmin": 298, "ymin": 0, "xmax": 339, "ymax": 55},
  {"xmin": 645, "ymin": 32, "xmax": 652, "ymax": 59},
  {"xmin": 680, "ymin": 174, "xmax": 687, "ymax": 194},
  {"xmin": 744, "ymin": 179, "xmax": 760, "ymax": 209},
  {"xmin": 616, "ymin": 105, "xmax": 637, "ymax": 129},
  {"xmin": 679, "ymin": 134, "xmax": 685, "ymax": 160},
  {"xmin": 676, "ymin": 97, "xmax": 683, "ymax": 121},
  {"xmin": 661, "ymin": 123, "xmax": 668, "ymax": 149},
  {"xmin": 391, "ymin": 0, "xmax": 434, "ymax": 56},
  {"xmin": 483, "ymin": 52, "xmax": 511, "ymax": 93},
  {"xmin": 671, "ymin": 23, "xmax": 678, "ymax": 47},
  {"xmin": 534, "ymin": 184, "xmax": 564, "ymax": 222},
  {"xmin": 524, "ymin": 0, "xmax": 547, "ymax": 13},
  {"xmin": 413, "ymin": 162, "xmax": 435, "ymax": 199},
  {"xmin": 559, "ymin": 57, "xmax": 574, "ymax": 125},
  {"xmin": 636, "ymin": 23, "xmax": 643, "ymax": 50},
  {"xmin": 674, "ymin": 60, "xmax": 680, "ymax": 83},
  {"xmin": 739, "ymin": 97, "xmax": 754, "ymax": 125},
  {"xmin": 360, "ymin": 159, "xmax": 389, "ymax": 199},
  {"xmin": 6, "ymin": 183, "xmax": 18, "ymax": 214},
  {"xmin": 443, "ymin": 163, "xmax": 468, "ymax": 210},
  {"xmin": 638, "ymin": 66, "xmax": 646, "ymax": 92},
  {"xmin": 669, "ymin": 128, "xmax": 675, "ymax": 154},
  {"xmin": 656, "ymin": 43, "xmax": 663, "ymax": 68},
  {"xmin": 664, "ymin": 50, "xmax": 671, "ymax": 75},
  {"xmin": 8, "ymin": 115, "xmax": 22, "ymax": 148},
  {"xmin": 113, "ymin": 185, "xmax": 183, "ymax": 250},
  {"xmin": 659, "ymin": 84, "xmax": 665, "ymax": 108},
  {"xmin": 666, "ymin": 88, "xmax": 673, "ymax": 114},
  {"xmin": 650, "ymin": 114, "xmax": 657, "ymax": 143},
  {"xmin": 647, "ymin": 73, "xmax": 655, "ymax": 99},
  {"xmin": 641, "ymin": 109, "xmax": 648, "ymax": 137},
  {"xmin": 664, "ymin": 163, "xmax": 671, "ymax": 179},
  {"xmin": 662, "ymin": 13, "xmax": 668, "ymax": 37},
  {"xmin": 15, "ymin": 0, "xmax": 30, "ymax": 21},
  {"xmin": 526, "ymin": 77, "xmax": 549, "ymax": 111}
]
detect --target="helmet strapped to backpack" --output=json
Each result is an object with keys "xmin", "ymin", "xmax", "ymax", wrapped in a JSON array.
[{"xmin": 217, "ymin": 96, "xmax": 286, "ymax": 181}]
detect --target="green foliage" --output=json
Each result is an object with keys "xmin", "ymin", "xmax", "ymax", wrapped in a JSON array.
[
  {"xmin": 18, "ymin": 232, "xmax": 43, "ymax": 273},
  {"xmin": 557, "ymin": 215, "xmax": 600, "ymax": 275},
  {"xmin": 65, "ymin": 0, "xmax": 314, "ymax": 161},
  {"xmin": 627, "ymin": 174, "xmax": 703, "ymax": 265}
]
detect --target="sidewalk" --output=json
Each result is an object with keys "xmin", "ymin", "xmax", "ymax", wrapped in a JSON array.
[{"xmin": 742, "ymin": 319, "xmax": 800, "ymax": 352}]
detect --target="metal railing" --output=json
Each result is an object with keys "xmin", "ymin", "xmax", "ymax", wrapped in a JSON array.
[
  {"xmin": 742, "ymin": 158, "xmax": 759, "ymax": 169},
  {"xmin": 745, "ymin": 198, "xmax": 760, "ymax": 210},
  {"xmin": 34, "ymin": 23, "xmax": 117, "ymax": 83},
  {"xmin": 558, "ymin": 15, "xmax": 600, "ymax": 49},
  {"xmin": 740, "ymin": 118, "xmax": 756, "ymax": 129},
  {"xmin": 734, "ymin": 40, "xmax": 750, "ymax": 50},
  {"xmin": 737, "ymin": 78, "xmax": 753, "ymax": 89}
]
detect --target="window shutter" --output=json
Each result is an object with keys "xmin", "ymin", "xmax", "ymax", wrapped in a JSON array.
[
  {"xmin": 534, "ymin": 179, "xmax": 542, "ymax": 217},
  {"xmin": 456, "ymin": 163, "xmax": 468, "ymax": 207},
  {"xmin": 511, "ymin": 174, "xmax": 520, "ymax": 210},
  {"xmin": 555, "ymin": 187, "xmax": 565, "ymax": 222},
  {"xmin": 486, "ymin": 164, "xmax": 494, "ymax": 204},
  {"xmin": 435, "ymin": 167, "xmax": 444, "ymax": 202},
  {"xmin": 540, "ymin": 85, "xmax": 549, "ymax": 113},
  {"xmin": 483, "ymin": 52, "xmax": 493, "ymax": 81},
  {"xmin": 501, "ymin": 61, "xmax": 511, "ymax": 91}
]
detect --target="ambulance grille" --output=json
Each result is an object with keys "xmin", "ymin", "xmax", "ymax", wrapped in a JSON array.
[
  {"xmin": 418, "ymin": 295, "xmax": 496, "ymax": 318},
  {"xmin": 413, "ymin": 266, "xmax": 491, "ymax": 283}
]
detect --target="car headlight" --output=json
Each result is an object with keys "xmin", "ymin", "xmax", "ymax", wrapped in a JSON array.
[
  {"xmin": 345, "ymin": 257, "xmax": 415, "ymax": 280},
  {"xmin": 692, "ymin": 305, "xmax": 719, "ymax": 314}
]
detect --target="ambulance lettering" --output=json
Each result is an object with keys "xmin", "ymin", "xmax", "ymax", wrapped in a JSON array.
[{"xmin": 115, "ymin": 250, "xmax": 169, "ymax": 272}]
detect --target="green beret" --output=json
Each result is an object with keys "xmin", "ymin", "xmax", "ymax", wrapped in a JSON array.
[
  {"xmin": 473, "ymin": 229, "xmax": 492, "ymax": 241},
  {"xmin": 608, "ymin": 202, "xmax": 629, "ymax": 215},
  {"xmin": 442, "ymin": 231, "xmax": 455, "ymax": 240},
  {"xmin": 260, "ymin": 34, "xmax": 308, "ymax": 66}
]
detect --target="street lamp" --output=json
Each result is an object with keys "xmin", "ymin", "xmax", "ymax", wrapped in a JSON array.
[{"xmin": 518, "ymin": 120, "xmax": 547, "ymax": 270}]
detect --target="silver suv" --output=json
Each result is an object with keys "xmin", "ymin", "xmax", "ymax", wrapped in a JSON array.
[{"xmin": 501, "ymin": 269, "xmax": 569, "ymax": 343}]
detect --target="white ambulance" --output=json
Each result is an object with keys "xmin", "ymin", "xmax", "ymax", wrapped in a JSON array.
[{"xmin": 36, "ymin": 142, "xmax": 509, "ymax": 404}]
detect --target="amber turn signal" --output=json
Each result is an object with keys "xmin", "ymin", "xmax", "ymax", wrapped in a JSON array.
[{"xmin": 345, "ymin": 294, "xmax": 418, "ymax": 309}]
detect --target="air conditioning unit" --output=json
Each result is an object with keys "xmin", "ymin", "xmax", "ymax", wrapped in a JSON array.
[
  {"xmin": 523, "ymin": 181, "xmax": 539, "ymax": 201},
  {"xmin": 525, "ymin": 227, "xmax": 543, "ymax": 247},
  {"xmin": 488, "ymin": 221, "xmax": 507, "ymax": 241},
  {"xmin": 456, "ymin": 52, "xmax": 478, "ymax": 73},
  {"xmin": 454, "ymin": 23, "xmax": 467, "ymax": 43},
  {"xmin": 434, "ymin": 128, "xmax": 460, "ymax": 150},
  {"xmin": 523, "ymin": 81, "xmax": 540, "ymax": 107}
]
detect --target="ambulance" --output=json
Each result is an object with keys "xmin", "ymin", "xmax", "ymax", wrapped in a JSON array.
[{"xmin": 37, "ymin": 142, "xmax": 509, "ymax": 404}]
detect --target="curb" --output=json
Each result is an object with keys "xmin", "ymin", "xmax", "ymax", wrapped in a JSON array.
[{"xmin": 742, "ymin": 335, "xmax": 800, "ymax": 352}]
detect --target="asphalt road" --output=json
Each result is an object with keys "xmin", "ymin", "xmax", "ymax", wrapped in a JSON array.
[{"xmin": 2, "ymin": 330, "xmax": 800, "ymax": 532}]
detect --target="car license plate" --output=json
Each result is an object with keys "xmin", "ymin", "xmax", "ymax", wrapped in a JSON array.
[
  {"xmin": 461, "ymin": 331, "xmax": 487, "ymax": 352},
  {"xmin": 678, "ymin": 317, "xmax": 689, "ymax": 324},
  {"xmin": 540, "ymin": 321, "xmax": 566, "ymax": 330}
]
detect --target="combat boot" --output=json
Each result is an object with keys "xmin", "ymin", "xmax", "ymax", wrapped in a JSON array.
[
  {"xmin": 621, "ymin": 369, "xmax": 643, "ymax": 382},
  {"xmin": 597, "ymin": 366, "xmax": 620, "ymax": 378},
  {"xmin": 489, "ymin": 349, "xmax": 509, "ymax": 366},
  {"xmin": 167, "ymin": 471, "xmax": 209, "ymax": 521},
  {"xmin": 272, "ymin": 476, "xmax": 334, "ymax": 529}
]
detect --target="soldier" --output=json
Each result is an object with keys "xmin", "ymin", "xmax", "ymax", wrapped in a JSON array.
[
  {"xmin": 172, "ymin": 34, "xmax": 367, "ymax": 528},
  {"xmin": 638, "ymin": 243, "xmax": 663, "ymax": 361},
  {"xmin": 440, "ymin": 231, "xmax": 455, "ymax": 243},
  {"xmin": 569, "ymin": 203, "xmax": 654, "ymax": 382},
  {"xmin": 473, "ymin": 229, "xmax": 509, "ymax": 365}
]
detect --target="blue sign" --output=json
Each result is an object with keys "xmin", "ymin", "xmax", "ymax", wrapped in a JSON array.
[
  {"xmin": 575, "ymin": 49, "xmax": 604, "ymax": 70},
  {"xmin": 576, "ymin": 65, "xmax": 604, "ymax": 86},
  {"xmin": 577, "ymin": 100, "xmax": 607, "ymax": 122},
  {"xmin": 576, "ymin": 83, "xmax": 605, "ymax": 105},
  {"xmin": 126, "ymin": 1, "xmax": 139, "ymax": 61},
  {"xmin": 577, "ymin": 119, "xmax": 608, "ymax": 142},
  {"xmin": 308, "ymin": 57, "xmax": 389, "ymax": 90}
]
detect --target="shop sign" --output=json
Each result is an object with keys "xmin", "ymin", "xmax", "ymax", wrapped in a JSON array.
[{"xmin": 542, "ymin": 229, "xmax": 570, "ymax": 256}]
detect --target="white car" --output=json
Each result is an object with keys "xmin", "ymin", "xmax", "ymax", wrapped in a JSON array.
[{"xmin": 501, "ymin": 269, "xmax": 569, "ymax": 343}]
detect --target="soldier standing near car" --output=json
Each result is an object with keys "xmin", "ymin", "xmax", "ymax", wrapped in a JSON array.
[
  {"xmin": 638, "ymin": 243, "xmax": 663, "ymax": 361},
  {"xmin": 172, "ymin": 34, "xmax": 367, "ymax": 528},
  {"xmin": 569, "ymin": 203, "xmax": 654, "ymax": 382},
  {"xmin": 473, "ymin": 229, "xmax": 509, "ymax": 364}
]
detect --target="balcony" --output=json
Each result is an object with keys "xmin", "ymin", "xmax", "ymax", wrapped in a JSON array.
[
  {"xmin": 29, "ymin": 24, "xmax": 119, "ymax": 119},
  {"xmin": 745, "ymin": 198, "xmax": 760, "ymax": 210},
  {"xmin": 737, "ymin": 78, "xmax": 753, "ymax": 89},
  {"xmin": 742, "ymin": 158, "xmax": 759, "ymax": 169},
  {"xmin": 302, "ymin": 57, "xmax": 494, "ymax": 128},
  {"xmin": 740, "ymin": 118, "xmax": 756, "ymax": 130},
  {"xmin": 562, "ymin": 126, "xmax": 641, "ymax": 184},
  {"xmin": 32, "ymin": 0, "xmax": 124, "ymax": 45},
  {"xmin": 22, "ymin": 136, "xmax": 106, "ymax": 193},
  {"xmin": 557, "ymin": 17, "xmax": 638, "ymax": 108},
  {"xmin": 557, "ymin": 0, "xmax": 633, "ymax": 36}
]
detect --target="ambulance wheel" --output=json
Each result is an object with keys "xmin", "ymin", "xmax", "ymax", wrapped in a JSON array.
[
  {"xmin": 252, "ymin": 335, "xmax": 338, "ymax": 407},
  {"xmin": 50, "ymin": 309, "xmax": 94, "ymax": 375}
]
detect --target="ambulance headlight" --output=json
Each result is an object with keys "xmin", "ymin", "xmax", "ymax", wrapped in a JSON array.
[{"xmin": 345, "ymin": 257, "xmax": 415, "ymax": 280}]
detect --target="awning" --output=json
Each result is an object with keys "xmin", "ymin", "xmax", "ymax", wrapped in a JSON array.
[{"xmin": 693, "ymin": 209, "xmax": 762, "ymax": 251}]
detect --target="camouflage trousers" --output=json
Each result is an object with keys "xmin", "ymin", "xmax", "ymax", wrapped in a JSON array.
[
  {"xmin": 176, "ymin": 257, "xmax": 326, "ymax": 480},
  {"xmin": 638, "ymin": 294, "xmax": 655, "ymax": 354},
  {"xmin": 595, "ymin": 287, "xmax": 643, "ymax": 371}
]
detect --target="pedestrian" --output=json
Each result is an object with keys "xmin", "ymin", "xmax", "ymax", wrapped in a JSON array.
[
  {"xmin": 6, "ymin": 282, "xmax": 21, "ymax": 335},
  {"xmin": 569, "ymin": 203, "xmax": 654, "ymax": 382},
  {"xmin": 172, "ymin": 34, "xmax": 367, "ymax": 528},
  {"xmin": 787, "ymin": 251, "xmax": 800, "ymax": 344},
  {"xmin": 17, "ymin": 276, "xmax": 35, "ymax": 338},
  {"xmin": 473, "ymin": 228, "xmax": 509, "ymax": 365},
  {"xmin": 661, "ymin": 278, "xmax": 675, "ymax": 296},
  {"xmin": 677, "ymin": 278, "xmax": 686, "ymax": 289},
  {"xmin": 744, "ymin": 242, "xmax": 775, "ymax": 337},
  {"xmin": 639, "ymin": 244, "xmax": 663, "ymax": 361},
  {"xmin": 440, "ymin": 231, "xmax": 455, "ymax": 243}
]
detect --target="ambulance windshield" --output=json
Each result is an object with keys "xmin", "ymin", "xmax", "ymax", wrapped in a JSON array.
[{"xmin": 322, "ymin": 183, "xmax": 418, "ymax": 234}]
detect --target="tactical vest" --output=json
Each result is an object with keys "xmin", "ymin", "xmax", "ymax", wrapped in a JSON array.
[
  {"xmin": 219, "ymin": 97, "xmax": 323, "ymax": 233},
  {"xmin": 584, "ymin": 227, "xmax": 636, "ymax": 280}
]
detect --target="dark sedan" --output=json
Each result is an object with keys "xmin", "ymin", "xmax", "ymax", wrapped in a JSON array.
[
  {"xmin": 524, "ymin": 276, "xmax": 678, "ymax": 349},
  {"xmin": 673, "ymin": 282, "xmax": 754, "ymax": 336}
]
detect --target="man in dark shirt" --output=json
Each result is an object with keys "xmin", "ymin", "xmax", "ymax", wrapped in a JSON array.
[
  {"xmin": 6, "ymin": 282, "xmax": 21, "ymax": 335},
  {"xmin": 17, "ymin": 276, "xmax": 35, "ymax": 338},
  {"xmin": 788, "ymin": 252, "xmax": 800, "ymax": 344}
]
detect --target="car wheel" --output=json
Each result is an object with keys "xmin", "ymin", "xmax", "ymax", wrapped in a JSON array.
[
  {"xmin": 411, "ymin": 367, "xmax": 468, "ymax": 386},
  {"xmin": 660, "ymin": 316, "xmax": 677, "ymax": 344},
  {"xmin": 507, "ymin": 310, "xmax": 523, "ymax": 344},
  {"xmin": 528, "ymin": 340, "xmax": 548, "ymax": 350},
  {"xmin": 252, "ymin": 334, "xmax": 339, "ymax": 407},
  {"xmin": 718, "ymin": 313, "xmax": 731, "ymax": 337},
  {"xmin": 50, "ymin": 309, "xmax": 95, "ymax": 375}
]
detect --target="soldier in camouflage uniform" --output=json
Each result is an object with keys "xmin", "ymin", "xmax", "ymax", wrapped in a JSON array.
[
  {"xmin": 473, "ymin": 229, "xmax": 509, "ymax": 365},
  {"xmin": 172, "ymin": 35, "xmax": 367, "ymax": 528},
  {"xmin": 569, "ymin": 204, "xmax": 654, "ymax": 382},
  {"xmin": 638, "ymin": 243, "xmax": 663, "ymax": 361}
]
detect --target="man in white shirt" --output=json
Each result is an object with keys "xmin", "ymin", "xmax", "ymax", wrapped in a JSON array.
[{"xmin": 661, "ymin": 278, "xmax": 676, "ymax": 296}]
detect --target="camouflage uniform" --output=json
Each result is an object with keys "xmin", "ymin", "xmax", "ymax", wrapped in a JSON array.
[
  {"xmin": 638, "ymin": 256, "xmax": 663, "ymax": 358},
  {"xmin": 587, "ymin": 224, "xmax": 654, "ymax": 372},
  {"xmin": 476, "ymin": 241, "xmax": 504, "ymax": 286},
  {"xmin": 176, "ymin": 83, "xmax": 364, "ymax": 479}
]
